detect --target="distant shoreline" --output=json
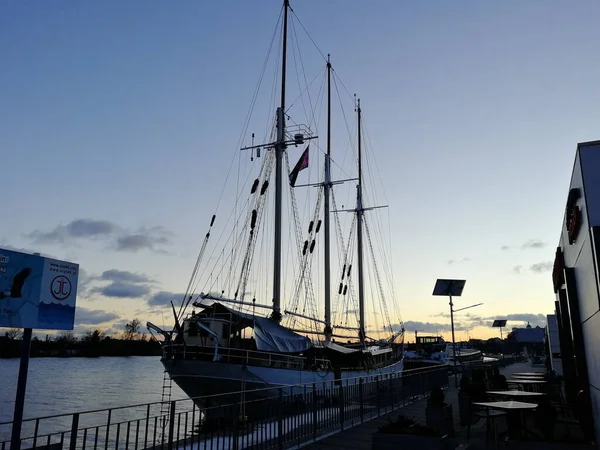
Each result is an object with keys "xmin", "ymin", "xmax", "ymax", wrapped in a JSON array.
[
  {"xmin": 0, "ymin": 335, "xmax": 161, "ymax": 358},
  {"xmin": 0, "ymin": 353, "xmax": 162, "ymax": 359}
]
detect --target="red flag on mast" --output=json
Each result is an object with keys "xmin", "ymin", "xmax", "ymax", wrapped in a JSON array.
[{"xmin": 289, "ymin": 146, "xmax": 309, "ymax": 187}]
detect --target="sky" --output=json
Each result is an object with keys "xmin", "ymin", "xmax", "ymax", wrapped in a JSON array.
[{"xmin": 2, "ymin": 0, "xmax": 600, "ymax": 341}]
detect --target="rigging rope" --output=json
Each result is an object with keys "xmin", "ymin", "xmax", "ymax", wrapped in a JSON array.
[
  {"xmin": 177, "ymin": 8, "xmax": 283, "ymax": 320},
  {"xmin": 177, "ymin": 215, "xmax": 216, "ymax": 321},
  {"xmin": 174, "ymin": 4, "xmax": 404, "ymax": 347}
]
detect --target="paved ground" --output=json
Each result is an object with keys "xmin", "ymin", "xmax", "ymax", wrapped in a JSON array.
[{"xmin": 300, "ymin": 362, "xmax": 593, "ymax": 450}]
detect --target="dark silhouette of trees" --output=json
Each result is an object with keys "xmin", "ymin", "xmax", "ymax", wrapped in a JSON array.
[
  {"xmin": 0, "ymin": 324, "xmax": 160, "ymax": 358},
  {"xmin": 123, "ymin": 319, "xmax": 142, "ymax": 340},
  {"xmin": 5, "ymin": 329, "xmax": 21, "ymax": 340}
]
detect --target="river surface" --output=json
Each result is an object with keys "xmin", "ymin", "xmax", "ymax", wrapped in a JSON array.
[{"xmin": 0, "ymin": 356, "xmax": 188, "ymax": 424}]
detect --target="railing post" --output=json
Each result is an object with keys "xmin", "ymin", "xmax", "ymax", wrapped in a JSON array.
[
  {"xmin": 69, "ymin": 413, "xmax": 79, "ymax": 450},
  {"xmin": 144, "ymin": 404, "xmax": 150, "ymax": 449},
  {"xmin": 32, "ymin": 419, "xmax": 40, "ymax": 449},
  {"xmin": 376, "ymin": 376, "xmax": 381, "ymax": 416},
  {"xmin": 401, "ymin": 373, "xmax": 406, "ymax": 406},
  {"xmin": 359, "ymin": 378, "xmax": 364, "ymax": 424},
  {"xmin": 232, "ymin": 409, "xmax": 239, "ymax": 450},
  {"xmin": 105, "ymin": 409, "xmax": 112, "ymax": 450},
  {"xmin": 278, "ymin": 388, "xmax": 283, "ymax": 450},
  {"xmin": 389, "ymin": 374, "xmax": 394, "ymax": 411},
  {"xmin": 339, "ymin": 382, "xmax": 345, "ymax": 431},
  {"xmin": 312, "ymin": 383, "xmax": 317, "ymax": 441},
  {"xmin": 167, "ymin": 401, "xmax": 176, "ymax": 450}
]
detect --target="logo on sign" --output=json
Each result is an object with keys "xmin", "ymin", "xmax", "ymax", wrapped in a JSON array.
[
  {"xmin": 51, "ymin": 276, "xmax": 72, "ymax": 301},
  {"xmin": 552, "ymin": 247, "xmax": 565, "ymax": 293}
]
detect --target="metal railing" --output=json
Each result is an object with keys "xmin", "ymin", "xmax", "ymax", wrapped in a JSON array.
[
  {"xmin": 0, "ymin": 365, "xmax": 449, "ymax": 450},
  {"xmin": 163, "ymin": 345, "xmax": 333, "ymax": 372}
]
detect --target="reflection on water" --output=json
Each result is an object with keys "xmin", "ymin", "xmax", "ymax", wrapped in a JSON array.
[{"xmin": 0, "ymin": 356, "xmax": 187, "ymax": 423}]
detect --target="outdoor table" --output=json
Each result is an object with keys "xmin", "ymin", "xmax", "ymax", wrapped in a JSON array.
[
  {"xmin": 474, "ymin": 400, "xmax": 538, "ymax": 410},
  {"xmin": 511, "ymin": 375, "xmax": 545, "ymax": 380},
  {"xmin": 507, "ymin": 379, "xmax": 547, "ymax": 392},
  {"xmin": 473, "ymin": 401, "xmax": 538, "ymax": 439},
  {"xmin": 513, "ymin": 372, "xmax": 545, "ymax": 376},
  {"xmin": 487, "ymin": 390, "xmax": 545, "ymax": 400},
  {"xmin": 512, "ymin": 373, "xmax": 544, "ymax": 377}
]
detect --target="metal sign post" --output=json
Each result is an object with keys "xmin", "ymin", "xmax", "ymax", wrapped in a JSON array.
[
  {"xmin": 11, "ymin": 328, "xmax": 32, "ymax": 450},
  {"xmin": 1, "ymin": 248, "xmax": 79, "ymax": 449}
]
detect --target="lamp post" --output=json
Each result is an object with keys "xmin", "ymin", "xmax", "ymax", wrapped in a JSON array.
[
  {"xmin": 492, "ymin": 319, "xmax": 507, "ymax": 358},
  {"xmin": 492, "ymin": 319, "xmax": 507, "ymax": 339},
  {"xmin": 433, "ymin": 279, "xmax": 466, "ymax": 388}
]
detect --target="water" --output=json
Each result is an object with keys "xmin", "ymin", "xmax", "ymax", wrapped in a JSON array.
[
  {"xmin": 0, "ymin": 357, "xmax": 451, "ymax": 449},
  {"xmin": 0, "ymin": 356, "xmax": 188, "ymax": 423}
]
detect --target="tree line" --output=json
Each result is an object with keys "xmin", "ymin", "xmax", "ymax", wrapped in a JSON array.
[{"xmin": 0, "ymin": 319, "xmax": 162, "ymax": 358}]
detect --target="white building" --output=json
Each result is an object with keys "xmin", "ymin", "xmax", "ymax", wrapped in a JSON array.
[{"xmin": 552, "ymin": 140, "xmax": 600, "ymax": 444}]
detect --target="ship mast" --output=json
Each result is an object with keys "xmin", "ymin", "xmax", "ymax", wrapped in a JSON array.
[
  {"xmin": 271, "ymin": 0, "xmax": 289, "ymax": 322},
  {"xmin": 356, "ymin": 99, "xmax": 366, "ymax": 345},
  {"xmin": 323, "ymin": 55, "xmax": 333, "ymax": 341},
  {"xmin": 240, "ymin": 0, "xmax": 318, "ymax": 322}
]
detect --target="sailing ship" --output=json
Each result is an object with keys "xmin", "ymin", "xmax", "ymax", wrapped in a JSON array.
[{"xmin": 147, "ymin": 0, "xmax": 404, "ymax": 402}]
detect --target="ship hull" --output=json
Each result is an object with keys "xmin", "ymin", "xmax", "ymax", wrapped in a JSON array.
[{"xmin": 163, "ymin": 357, "xmax": 404, "ymax": 404}]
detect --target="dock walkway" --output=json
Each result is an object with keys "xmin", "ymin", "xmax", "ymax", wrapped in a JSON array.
[{"xmin": 300, "ymin": 362, "xmax": 592, "ymax": 450}]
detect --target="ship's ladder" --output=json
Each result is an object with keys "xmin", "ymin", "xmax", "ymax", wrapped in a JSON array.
[{"xmin": 159, "ymin": 369, "xmax": 173, "ymax": 441}]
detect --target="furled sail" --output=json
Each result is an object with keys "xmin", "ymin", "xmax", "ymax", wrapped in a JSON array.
[{"xmin": 253, "ymin": 316, "xmax": 312, "ymax": 353}]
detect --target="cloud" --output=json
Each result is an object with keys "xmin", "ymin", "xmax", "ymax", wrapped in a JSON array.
[
  {"xmin": 530, "ymin": 261, "xmax": 553, "ymax": 274},
  {"xmin": 402, "ymin": 321, "xmax": 452, "ymax": 333},
  {"xmin": 112, "ymin": 319, "xmax": 131, "ymax": 329},
  {"xmin": 29, "ymin": 219, "xmax": 118, "ymax": 244},
  {"xmin": 511, "ymin": 262, "xmax": 552, "ymax": 275},
  {"xmin": 521, "ymin": 240, "xmax": 546, "ymax": 250},
  {"xmin": 77, "ymin": 268, "xmax": 94, "ymax": 297},
  {"xmin": 402, "ymin": 320, "xmax": 474, "ymax": 333},
  {"xmin": 502, "ymin": 313, "xmax": 547, "ymax": 327},
  {"xmin": 94, "ymin": 282, "xmax": 151, "ymax": 298},
  {"xmin": 100, "ymin": 269, "xmax": 154, "ymax": 284},
  {"xmin": 447, "ymin": 258, "xmax": 470, "ymax": 265},
  {"xmin": 501, "ymin": 240, "xmax": 547, "ymax": 252},
  {"xmin": 461, "ymin": 314, "xmax": 487, "ymax": 328},
  {"xmin": 115, "ymin": 227, "xmax": 172, "ymax": 253},
  {"xmin": 75, "ymin": 307, "xmax": 120, "ymax": 325},
  {"xmin": 0, "ymin": 243, "xmax": 58, "ymax": 259},
  {"xmin": 406, "ymin": 312, "xmax": 549, "ymax": 335},
  {"xmin": 27, "ymin": 219, "xmax": 172, "ymax": 253},
  {"xmin": 148, "ymin": 291, "xmax": 186, "ymax": 307},
  {"xmin": 480, "ymin": 313, "xmax": 547, "ymax": 328},
  {"xmin": 91, "ymin": 269, "xmax": 155, "ymax": 299}
]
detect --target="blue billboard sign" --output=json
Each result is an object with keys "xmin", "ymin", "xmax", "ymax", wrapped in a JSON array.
[{"xmin": 0, "ymin": 248, "xmax": 79, "ymax": 330}]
